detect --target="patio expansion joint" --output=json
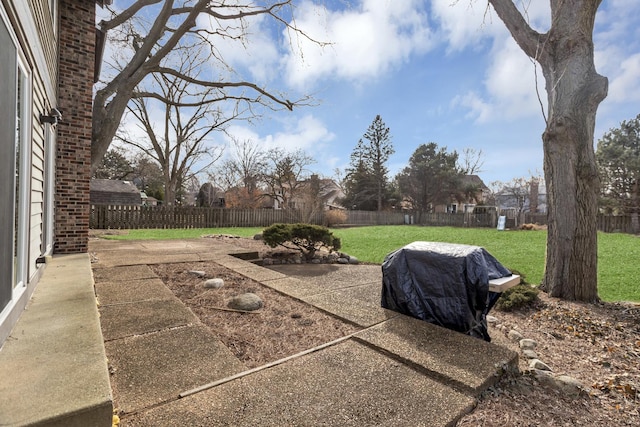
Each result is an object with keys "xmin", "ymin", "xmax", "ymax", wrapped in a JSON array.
[
  {"xmin": 103, "ymin": 323, "xmax": 196, "ymax": 344},
  {"xmin": 352, "ymin": 335, "xmax": 478, "ymax": 397},
  {"xmin": 178, "ymin": 315, "xmax": 396, "ymax": 400}
]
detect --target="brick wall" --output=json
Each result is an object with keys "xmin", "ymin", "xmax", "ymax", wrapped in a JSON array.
[{"xmin": 55, "ymin": 0, "xmax": 94, "ymax": 253}]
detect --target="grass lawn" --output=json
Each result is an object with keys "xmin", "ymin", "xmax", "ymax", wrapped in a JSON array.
[{"xmin": 103, "ymin": 225, "xmax": 639, "ymax": 303}]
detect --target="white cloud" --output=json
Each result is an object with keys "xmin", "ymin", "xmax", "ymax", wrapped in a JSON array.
[
  {"xmin": 434, "ymin": 1, "xmax": 549, "ymax": 123},
  {"xmin": 196, "ymin": 7, "xmax": 281, "ymax": 82},
  {"xmin": 226, "ymin": 114, "xmax": 335, "ymax": 155},
  {"xmin": 606, "ymin": 53, "xmax": 640, "ymax": 103},
  {"xmin": 281, "ymin": 0, "xmax": 434, "ymax": 89},
  {"xmin": 451, "ymin": 36, "xmax": 544, "ymax": 123},
  {"xmin": 430, "ymin": 0, "xmax": 497, "ymax": 52}
]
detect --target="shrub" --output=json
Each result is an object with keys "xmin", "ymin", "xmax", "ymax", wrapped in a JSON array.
[
  {"xmin": 262, "ymin": 223, "xmax": 341, "ymax": 261},
  {"xmin": 494, "ymin": 283, "xmax": 540, "ymax": 312},
  {"xmin": 324, "ymin": 209, "xmax": 348, "ymax": 227}
]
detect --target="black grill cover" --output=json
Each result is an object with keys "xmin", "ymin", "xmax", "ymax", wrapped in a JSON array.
[{"xmin": 381, "ymin": 241, "xmax": 511, "ymax": 341}]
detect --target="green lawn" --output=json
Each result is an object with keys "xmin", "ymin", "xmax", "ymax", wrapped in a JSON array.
[{"xmin": 103, "ymin": 225, "xmax": 639, "ymax": 302}]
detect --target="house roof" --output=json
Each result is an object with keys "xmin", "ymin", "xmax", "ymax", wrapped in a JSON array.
[
  {"xmin": 461, "ymin": 175, "xmax": 489, "ymax": 190},
  {"xmin": 91, "ymin": 179, "xmax": 140, "ymax": 194},
  {"xmin": 90, "ymin": 179, "xmax": 142, "ymax": 205}
]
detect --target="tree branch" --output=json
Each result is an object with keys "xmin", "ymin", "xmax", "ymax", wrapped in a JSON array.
[{"xmin": 487, "ymin": 0, "xmax": 548, "ymax": 61}]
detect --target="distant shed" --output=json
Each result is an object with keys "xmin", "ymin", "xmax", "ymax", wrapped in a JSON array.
[{"xmin": 90, "ymin": 179, "xmax": 142, "ymax": 205}]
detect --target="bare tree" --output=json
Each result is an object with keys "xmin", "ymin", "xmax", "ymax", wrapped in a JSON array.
[
  {"xmin": 116, "ymin": 51, "xmax": 225, "ymax": 205},
  {"xmin": 213, "ymin": 138, "xmax": 267, "ymax": 208},
  {"xmin": 93, "ymin": 0, "xmax": 317, "ymax": 173},
  {"xmin": 213, "ymin": 137, "xmax": 267, "ymax": 208},
  {"xmin": 488, "ymin": 0, "xmax": 607, "ymax": 301},
  {"xmin": 261, "ymin": 148, "xmax": 315, "ymax": 210},
  {"xmin": 493, "ymin": 177, "xmax": 531, "ymax": 227},
  {"xmin": 459, "ymin": 148, "xmax": 485, "ymax": 175}
]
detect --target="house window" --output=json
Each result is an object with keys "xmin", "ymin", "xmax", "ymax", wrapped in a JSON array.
[
  {"xmin": 447, "ymin": 203, "xmax": 458, "ymax": 214},
  {"xmin": 0, "ymin": 5, "xmax": 31, "ymax": 327}
]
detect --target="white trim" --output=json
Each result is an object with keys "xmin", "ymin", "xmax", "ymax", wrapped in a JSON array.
[
  {"xmin": 0, "ymin": 1, "xmax": 32, "ymax": 342},
  {"xmin": 12, "ymin": 0, "xmax": 57, "ymax": 101},
  {"xmin": 15, "ymin": 51, "xmax": 33, "ymax": 292},
  {"xmin": 43, "ymin": 125, "xmax": 56, "ymax": 255}
]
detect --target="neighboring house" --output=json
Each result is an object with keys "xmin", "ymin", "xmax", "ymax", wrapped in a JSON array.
[
  {"xmin": 91, "ymin": 179, "xmax": 143, "ymax": 205},
  {"xmin": 278, "ymin": 176, "xmax": 346, "ymax": 211},
  {"xmin": 1, "ymin": 0, "xmax": 110, "ymax": 414},
  {"xmin": 142, "ymin": 193, "xmax": 159, "ymax": 206},
  {"xmin": 434, "ymin": 175, "xmax": 490, "ymax": 214},
  {"xmin": 495, "ymin": 179, "xmax": 547, "ymax": 214}
]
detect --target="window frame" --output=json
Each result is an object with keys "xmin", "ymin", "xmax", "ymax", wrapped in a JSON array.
[{"xmin": 0, "ymin": 4, "xmax": 32, "ymax": 329}]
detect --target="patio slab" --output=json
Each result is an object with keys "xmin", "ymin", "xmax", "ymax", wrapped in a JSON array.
[
  {"xmin": 94, "ymin": 277, "xmax": 176, "ymax": 305},
  {"xmin": 105, "ymin": 325, "xmax": 245, "ymax": 414},
  {"xmin": 355, "ymin": 315, "xmax": 519, "ymax": 394},
  {"xmin": 124, "ymin": 340, "xmax": 475, "ymax": 427},
  {"xmin": 92, "ymin": 265, "xmax": 158, "ymax": 283},
  {"xmin": 99, "ymin": 298, "xmax": 198, "ymax": 341}
]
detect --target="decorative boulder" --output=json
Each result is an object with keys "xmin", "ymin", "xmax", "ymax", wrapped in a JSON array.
[
  {"xmin": 228, "ymin": 293, "xmax": 263, "ymax": 311},
  {"xmin": 188, "ymin": 270, "xmax": 206, "ymax": 278},
  {"xmin": 204, "ymin": 278, "xmax": 224, "ymax": 289}
]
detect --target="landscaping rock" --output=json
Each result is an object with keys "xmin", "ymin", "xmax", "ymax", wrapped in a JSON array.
[
  {"xmin": 486, "ymin": 315, "xmax": 498, "ymax": 324},
  {"xmin": 348, "ymin": 256, "xmax": 359, "ymax": 265},
  {"xmin": 554, "ymin": 375, "xmax": 584, "ymax": 397},
  {"xmin": 228, "ymin": 293, "xmax": 263, "ymax": 311},
  {"xmin": 529, "ymin": 359, "xmax": 552, "ymax": 371},
  {"xmin": 188, "ymin": 270, "xmax": 206, "ymax": 278},
  {"xmin": 522, "ymin": 349, "xmax": 538, "ymax": 359},
  {"xmin": 337, "ymin": 257, "xmax": 349, "ymax": 264},
  {"xmin": 519, "ymin": 339, "xmax": 537, "ymax": 350},
  {"xmin": 508, "ymin": 330, "xmax": 524, "ymax": 342},
  {"xmin": 253, "ymin": 233, "xmax": 263, "ymax": 240},
  {"xmin": 204, "ymin": 278, "xmax": 224, "ymax": 289}
]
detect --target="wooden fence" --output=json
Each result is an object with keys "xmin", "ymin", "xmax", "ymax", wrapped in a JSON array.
[
  {"xmin": 89, "ymin": 205, "xmax": 636, "ymax": 234},
  {"xmin": 90, "ymin": 205, "xmax": 324, "ymax": 229}
]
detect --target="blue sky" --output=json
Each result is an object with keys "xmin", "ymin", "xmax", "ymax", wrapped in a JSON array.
[{"xmin": 107, "ymin": 0, "xmax": 640, "ymax": 186}]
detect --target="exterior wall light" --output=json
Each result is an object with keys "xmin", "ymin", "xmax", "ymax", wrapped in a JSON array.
[{"xmin": 39, "ymin": 108, "xmax": 62, "ymax": 125}]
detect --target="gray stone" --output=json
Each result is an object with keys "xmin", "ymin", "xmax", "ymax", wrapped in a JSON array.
[
  {"xmin": 529, "ymin": 359, "xmax": 552, "ymax": 371},
  {"xmin": 228, "ymin": 293, "xmax": 263, "ymax": 311},
  {"xmin": 553, "ymin": 375, "xmax": 584, "ymax": 397},
  {"xmin": 262, "ymin": 258, "xmax": 273, "ymax": 266},
  {"xmin": 337, "ymin": 257, "xmax": 349, "ymax": 264},
  {"xmin": 530, "ymin": 368, "xmax": 554, "ymax": 385},
  {"xmin": 508, "ymin": 330, "xmax": 524, "ymax": 342},
  {"xmin": 348, "ymin": 256, "xmax": 359, "ymax": 265},
  {"xmin": 522, "ymin": 349, "xmax": 538, "ymax": 359},
  {"xmin": 486, "ymin": 315, "xmax": 498, "ymax": 324},
  {"xmin": 204, "ymin": 278, "xmax": 224, "ymax": 289},
  {"xmin": 253, "ymin": 233, "xmax": 263, "ymax": 240},
  {"xmin": 519, "ymin": 339, "xmax": 537, "ymax": 350},
  {"xmin": 311, "ymin": 258, "xmax": 322, "ymax": 264},
  {"xmin": 188, "ymin": 270, "xmax": 206, "ymax": 278}
]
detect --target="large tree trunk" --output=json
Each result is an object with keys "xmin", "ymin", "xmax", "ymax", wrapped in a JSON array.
[
  {"xmin": 489, "ymin": 0, "xmax": 606, "ymax": 301},
  {"xmin": 538, "ymin": 7, "xmax": 607, "ymax": 301}
]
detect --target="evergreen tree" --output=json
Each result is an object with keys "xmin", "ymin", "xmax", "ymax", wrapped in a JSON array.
[
  {"xmin": 343, "ymin": 115, "xmax": 394, "ymax": 211},
  {"xmin": 596, "ymin": 114, "xmax": 640, "ymax": 233},
  {"xmin": 396, "ymin": 143, "xmax": 462, "ymax": 216}
]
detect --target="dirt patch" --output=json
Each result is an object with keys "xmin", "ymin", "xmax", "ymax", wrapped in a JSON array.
[
  {"xmin": 151, "ymin": 262, "xmax": 359, "ymax": 369},
  {"xmin": 459, "ymin": 293, "xmax": 640, "ymax": 426}
]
